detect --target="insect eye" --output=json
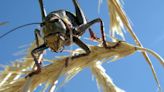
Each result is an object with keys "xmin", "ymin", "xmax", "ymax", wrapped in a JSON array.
[{"xmin": 49, "ymin": 19, "xmax": 59, "ymax": 23}]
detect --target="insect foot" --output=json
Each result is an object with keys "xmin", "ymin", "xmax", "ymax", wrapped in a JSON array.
[
  {"xmin": 105, "ymin": 41, "xmax": 122, "ymax": 49},
  {"xmin": 25, "ymin": 66, "xmax": 41, "ymax": 78}
]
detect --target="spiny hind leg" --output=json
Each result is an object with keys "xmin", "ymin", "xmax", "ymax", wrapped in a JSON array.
[
  {"xmin": 38, "ymin": 0, "xmax": 47, "ymax": 20},
  {"xmin": 72, "ymin": 0, "xmax": 97, "ymax": 39},
  {"xmin": 72, "ymin": 0, "xmax": 86, "ymax": 24},
  {"xmin": 76, "ymin": 18, "xmax": 122, "ymax": 48}
]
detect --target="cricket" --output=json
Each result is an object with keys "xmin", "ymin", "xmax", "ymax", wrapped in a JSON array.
[
  {"xmin": 0, "ymin": 0, "xmax": 120, "ymax": 77},
  {"xmin": 0, "ymin": 0, "xmax": 163, "ymax": 92}
]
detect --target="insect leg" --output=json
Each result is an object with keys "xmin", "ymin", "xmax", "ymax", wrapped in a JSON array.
[
  {"xmin": 34, "ymin": 29, "xmax": 42, "ymax": 47},
  {"xmin": 38, "ymin": 0, "xmax": 46, "ymax": 21},
  {"xmin": 26, "ymin": 44, "xmax": 48, "ymax": 78},
  {"xmin": 65, "ymin": 36, "xmax": 91, "ymax": 66},
  {"xmin": 72, "ymin": 0, "xmax": 97, "ymax": 39},
  {"xmin": 34, "ymin": 29, "xmax": 45, "ymax": 64},
  {"xmin": 76, "ymin": 18, "xmax": 108, "ymax": 48},
  {"xmin": 72, "ymin": 0, "xmax": 86, "ymax": 24},
  {"xmin": 73, "ymin": 36, "xmax": 91, "ymax": 57}
]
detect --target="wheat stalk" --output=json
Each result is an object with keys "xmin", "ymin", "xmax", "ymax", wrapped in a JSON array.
[
  {"xmin": 0, "ymin": 41, "xmax": 163, "ymax": 92},
  {"xmin": 106, "ymin": 0, "xmax": 162, "ymax": 91},
  {"xmin": 91, "ymin": 61, "xmax": 125, "ymax": 92},
  {"xmin": 0, "ymin": 41, "xmax": 136, "ymax": 92}
]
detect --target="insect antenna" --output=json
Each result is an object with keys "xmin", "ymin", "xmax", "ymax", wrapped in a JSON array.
[{"xmin": 0, "ymin": 22, "xmax": 42, "ymax": 39}]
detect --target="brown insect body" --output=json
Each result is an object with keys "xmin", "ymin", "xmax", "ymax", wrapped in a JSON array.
[{"xmin": 42, "ymin": 10, "xmax": 78, "ymax": 52}]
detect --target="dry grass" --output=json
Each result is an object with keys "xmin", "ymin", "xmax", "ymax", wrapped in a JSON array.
[
  {"xmin": 106, "ymin": 0, "xmax": 163, "ymax": 91},
  {"xmin": 0, "ymin": 41, "xmax": 135, "ymax": 92},
  {"xmin": 0, "ymin": 41, "xmax": 163, "ymax": 92}
]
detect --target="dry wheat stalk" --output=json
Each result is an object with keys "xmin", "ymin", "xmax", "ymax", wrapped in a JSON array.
[
  {"xmin": 106, "ymin": 0, "xmax": 162, "ymax": 91},
  {"xmin": 0, "ymin": 41, "xmax": 163, "ymax": 92}
]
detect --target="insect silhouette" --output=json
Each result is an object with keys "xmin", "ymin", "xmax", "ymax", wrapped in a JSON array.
[{"xmin": 0, "ymin": 0, "xmax": 120, "ymax": 77}]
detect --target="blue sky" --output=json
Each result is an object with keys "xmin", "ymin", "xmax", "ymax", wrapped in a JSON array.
[{"xmin": 0, "ymin": 0, "xmax": 164, "ymax": 92}]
